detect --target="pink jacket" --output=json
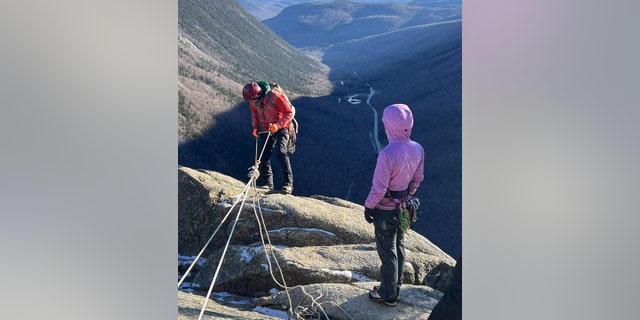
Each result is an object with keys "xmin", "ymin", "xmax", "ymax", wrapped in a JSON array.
[
  {"xmin": 365, "ymin": 104, "xmax": 424, "ymax": 210},
  {"xmin": 249, "ymin": 90, "xmax": 293, "ymax": 131}
]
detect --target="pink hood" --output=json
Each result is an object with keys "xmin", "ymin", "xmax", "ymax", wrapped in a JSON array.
[{"xmin": 383, "ymin": 103, "xmax": 413, "ymax": 142}]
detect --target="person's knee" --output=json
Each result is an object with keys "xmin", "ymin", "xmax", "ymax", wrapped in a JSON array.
[{"xmin": 276, "ymin": 143, "xmax": 289, "ymax": 154}]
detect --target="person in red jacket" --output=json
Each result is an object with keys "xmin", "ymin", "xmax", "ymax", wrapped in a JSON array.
[{"xmin": 242, "ymin": 81, "xmax": 294, "ymax": 194}]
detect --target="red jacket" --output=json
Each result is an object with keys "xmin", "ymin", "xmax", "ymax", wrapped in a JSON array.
[{"xmin": 249, "ymin": 90, "xmax": 293, "ymax": 131}]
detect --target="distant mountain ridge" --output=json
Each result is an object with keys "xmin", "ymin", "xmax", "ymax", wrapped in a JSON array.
[
  {"xmin": 263, "ymin": 0, "xmax": 461, "ymax": 47},
  {"xmin": 237, "ymin": 0, "xmax": 417, "ymax": 21}
]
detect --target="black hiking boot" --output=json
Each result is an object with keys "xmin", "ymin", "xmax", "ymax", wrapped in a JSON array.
[
  {"xmin": 282, "ymin": 183, "xmax": 293, "ymax": 195},
  {"xmin": 373, "ymin": 285, "xmax": 400, "ymax": 301}
]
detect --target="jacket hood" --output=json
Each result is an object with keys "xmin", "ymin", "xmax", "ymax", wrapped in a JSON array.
[{"xmin": 383, "ymin": 103, "xmax": 413, "ymax": 142}]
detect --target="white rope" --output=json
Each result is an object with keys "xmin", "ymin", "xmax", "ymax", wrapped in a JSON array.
[
  {"xmin": 249, "ymin": 184, "xmax": 295, "ymax": 315},
  {"xmin": 177, "ymin": 190, "xmax": 246, "ymax": 288},
  {"xmin": 179, "ymin": 130, "xmax": 354, "ymax": 320},
  {"xmin": 179, "ymin": 132, "xmax": 274, "ymax": 289},
  {"xmin": 248, "ymin": 181, "xmax": 355, "ymax": 320},
  {"xmin": 197, "ymin": 186, "xmax": 251, "ymax": 320}
]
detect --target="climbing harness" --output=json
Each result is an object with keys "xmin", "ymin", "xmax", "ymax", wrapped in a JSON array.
[
  {"xmin": 386, "ymin": 189, "xmax": 421, "ymax": 232},
  {"xmin": 178, "ymin": 132, "xmax": 354, "ymax": 320}
]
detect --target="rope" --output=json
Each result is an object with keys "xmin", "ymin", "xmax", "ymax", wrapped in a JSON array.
[
  {"xmin": 179, "ymin": 131, "xmax": 355, "ymax": 320},
  {"xmin": 248, "ymin": 186, "xmax": 356, "ymax": 320},
  {"xmin": 197, "ymin": 184, "xmax": 252, "ymax": 320},
  {"xmin": 291, "ymin": 285, "xmax": 355, "ymax": 320},
  {"xmin": 179, "ymin": 131, "xmax": 273, "ymax": 288},
  {"xmin": 249, "ymin": 187, "xmax": 295, "ymax": 311},
  {"xmin": 177, "ymin": 192, "xmax": 244, "ymax": 288}
]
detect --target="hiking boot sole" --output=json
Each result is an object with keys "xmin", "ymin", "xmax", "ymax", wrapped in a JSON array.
[{"xmin": 368, "ymin": 294, "xmax": 398, "ymax": 307}]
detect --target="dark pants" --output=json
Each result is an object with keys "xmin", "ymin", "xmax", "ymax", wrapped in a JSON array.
[
  {"xmin": 373, "ymin": 208, "xmax": 405, "ymax": 302},
  {"xmin": 257, "ymin": 128, "xmax": 293, "ymax": 187},
  {"xmin": 428, "ymin": 256, "xmax": 462, "ymax": 320}
]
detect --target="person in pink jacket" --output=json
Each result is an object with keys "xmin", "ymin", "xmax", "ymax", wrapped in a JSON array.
[
  {"xmin": 243, "ymin": 81, "xmax": 294, "ymax": 194},
  {"xmin": 364, "ymin": 103, "xmax": 425, "ymax": 306}
]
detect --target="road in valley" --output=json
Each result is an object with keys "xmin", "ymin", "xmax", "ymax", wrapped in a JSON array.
[{"xmin": 354, "ymin": 72, "xmax": 382, "ymax": 153}]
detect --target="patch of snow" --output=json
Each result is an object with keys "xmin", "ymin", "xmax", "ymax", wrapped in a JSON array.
[
  {"xmin": 213, "ymin": 292, "xmax": 233, "ymax": 299},
  {"xmin": 238, "ymin": 245, "xmax": 288, "ymax": 263},
  {"xmin": 351, "ymin": 271, "xmax": 375, "ymax": 282},
  {"xmin": 216, "ymin": 201, "xmax": 233, "ymax": 208},
  {"xmin": 258, "ymin": 206, "xmax": 287, "ymax": 215},
  {"xmin": 224, "ymin": 299, "xmax": 248, "ymax": 305},
  {"xmin": 210, "ymin": 292, "xmax": 251, "ymax": 305},
  {"xmin": 239, "ymin": 247, "xmax": 260, "ymax": 262},
  {"xmin": 216, "ymin": 200, "xmax": 288, "ymax": 216},
  {"xmin": 320, "ymin": 269, "xmax": 375, "ymax": 282},
  {"xmin": 253, "ymin": 306, "xmax": 290, "ymax": 319},
  {"xmin": 234, "ymin": 201, "xmax": 287, "ymax": 215},
  {"xmin": 347, "ymin": 96, "xmax": 362, "ymax": 104},
  {"xmin": 178, "ymin": 255, "xmax": 207, "ymax": 267},
  {"xmin": 268, "ymin": 227, "xmax": 337, "ymax": 237},
  {"xmin": 179, "ymin": 282, "xmax": 200, "ymax": 292}
]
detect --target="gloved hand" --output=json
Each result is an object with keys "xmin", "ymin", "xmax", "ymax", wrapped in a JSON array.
[
  {"xmin": 409, "ymin": 197, "xmax": 420, "ymax": 210},
  {"xmin": 268, "ymin": 123, "xmax": 279, "ymax": 133},
  {"xmin": 364, "ymin": 207, "xmax": 375, "ymax": 223},
  {"xmin": 407, "ymin": 195, "xmax": 421, "ymax": 223},
  {"xmin": 252, "ymin": 128, "xmax": 259, "ymax": 137}
]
